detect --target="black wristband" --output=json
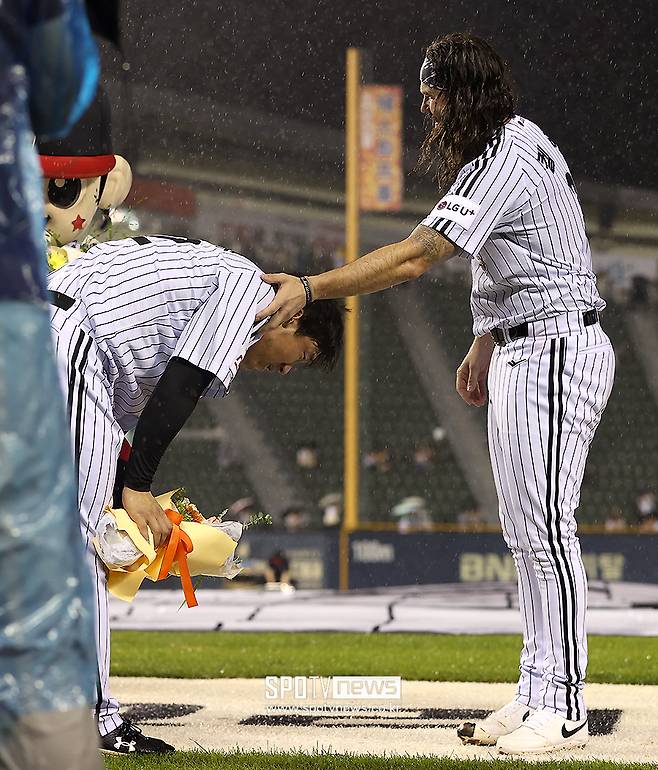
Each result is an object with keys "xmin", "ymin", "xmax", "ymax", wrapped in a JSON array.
[{"xmin": 300, "ymin": 276, "xmax": 313, "ymax": 306}]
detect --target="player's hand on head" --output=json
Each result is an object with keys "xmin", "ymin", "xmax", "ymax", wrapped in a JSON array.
[
  {"xmin": 122, "ymin": 487, "xmax": 173, "ymax": 549},
  {"xmin": 255, "ymin": 273, "xmax": 307, "ymax": 330}
]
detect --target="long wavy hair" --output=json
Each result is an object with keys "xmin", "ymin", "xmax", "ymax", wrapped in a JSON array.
[{"xmin": 416, "ymin": 33, "xmax": 517, "ymax": 194}]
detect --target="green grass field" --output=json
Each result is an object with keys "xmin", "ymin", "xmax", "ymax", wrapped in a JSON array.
[
  {"xmin": 104, "ymin": 632, "xmax": 658, "ymax": 769},
  {"xmin": 111, "ymin": 631, "xmax": 658, "ymax": 685},
  {"xmin": 103, "ymin": 752, "xmax": 658, "ymax": 770}
]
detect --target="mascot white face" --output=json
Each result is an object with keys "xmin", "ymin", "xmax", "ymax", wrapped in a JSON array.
[{"xmin": 43, "ymin": 155, "xmax": 132, "ymax": 246}]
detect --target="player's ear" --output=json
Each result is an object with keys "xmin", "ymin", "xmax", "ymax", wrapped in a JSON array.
[
  {"xmin": 281, "ymin": 310, "xmax": 304, "ymax": 328},
  {"xmin": 98, "ymin": 155, "xmax": 132, "ymax": 209}
]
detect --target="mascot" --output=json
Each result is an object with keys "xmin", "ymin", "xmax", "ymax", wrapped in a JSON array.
[{"xmin": 40, "ymin": 88, "xmax": 132, "ymax": 269}]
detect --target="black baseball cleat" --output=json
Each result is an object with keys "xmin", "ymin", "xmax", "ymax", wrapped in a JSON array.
[{"xmin": 100, "ymin": 719, "xmax": 175, "ymax": 754}]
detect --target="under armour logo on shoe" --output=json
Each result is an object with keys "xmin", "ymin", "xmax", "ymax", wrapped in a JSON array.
[
  {"xmin": 561, "ymin": 720, "xmax": 588, "ymax": 738},
  {"xmin": 522, "ymin": 710, "xmax": 531, "ymax": 721},
  {"xmin": 114, "ymin": 738, "xmax": 137, "ymax": 752}
]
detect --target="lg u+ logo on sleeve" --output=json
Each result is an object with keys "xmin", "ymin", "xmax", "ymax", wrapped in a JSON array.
[{"xmin": 434, "ymin": 195, "xmax": 480, "ymax": 229}]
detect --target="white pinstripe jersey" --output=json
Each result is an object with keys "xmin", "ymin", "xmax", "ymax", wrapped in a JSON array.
[
  {"xmin": 421, "ymin": 115, "xmax": 605, "ymax": 336},
  {"xmin": 48, "ymin": 235, "xmax": 273, "ymax": 431}
]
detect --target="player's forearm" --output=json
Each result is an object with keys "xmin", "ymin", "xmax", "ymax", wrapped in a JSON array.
[
  {"xmin": 124, "ymin": 358, "xmax": 213, "ymax": 492},
  {"xmin": 473, "ymin": 333, "xmax": 495, "ymax": 354},
  {"xmin": 308, "ymin": 226, "xmax": 455, "ymax": 300},
  {"xmin": 308, "ymin": 242, "xmax": 418, "ymax": 299}
]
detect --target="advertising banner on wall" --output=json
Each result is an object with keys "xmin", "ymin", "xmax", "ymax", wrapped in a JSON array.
[
  {"xmin": 347, "ymin": 531, "xmax": 658, "ymax": 589},
  {"xmin": 360, "ymin": 85, "xmax": 403, "ymax": 211},
  {"xmin": 145, "ymin": 531, "xmax": 657, "ymax": 591}
]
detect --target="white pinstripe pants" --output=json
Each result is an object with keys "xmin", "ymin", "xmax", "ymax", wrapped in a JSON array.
[
  {"xmin": 51, "ymin": 306, "xmax": 124, "ymax": 736},
  {"xmin": 487, "ymin": 322, "xmax": 614, "ymax": 720}
]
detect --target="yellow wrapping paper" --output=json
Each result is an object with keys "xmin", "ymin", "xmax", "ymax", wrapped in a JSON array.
[{"xmin": 94, "ymin": 491, "xmax": 238, "ymax": 603}]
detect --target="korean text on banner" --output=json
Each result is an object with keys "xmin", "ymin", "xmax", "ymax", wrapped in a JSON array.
[{"xmin": 359, "ymin": 85, "xmax": 403, "ymax": 211}]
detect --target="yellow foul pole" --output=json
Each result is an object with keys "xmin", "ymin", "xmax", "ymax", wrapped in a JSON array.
[{"xmin": 340, "ymin": 47, "xmax": 361, "ymax": 592}]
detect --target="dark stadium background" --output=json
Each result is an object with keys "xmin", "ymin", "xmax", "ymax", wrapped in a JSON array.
[{"xmin": 101, "ymin": 0, "xmax": 657, "ymax": 189}]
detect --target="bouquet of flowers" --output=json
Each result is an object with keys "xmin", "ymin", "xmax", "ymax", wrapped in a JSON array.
[{"xmin": 93, "ymin": 488, "xmax": 271, "ymax": 607}]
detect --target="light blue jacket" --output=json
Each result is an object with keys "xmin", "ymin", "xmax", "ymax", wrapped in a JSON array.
[{"xmin": 0, "ymin": 0, "xmax": 99, "ymax": 727}]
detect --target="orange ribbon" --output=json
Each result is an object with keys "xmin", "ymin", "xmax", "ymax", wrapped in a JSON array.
[{"xmin": 156, "ymin": 509, "xmax": 197, "ymax": 608}]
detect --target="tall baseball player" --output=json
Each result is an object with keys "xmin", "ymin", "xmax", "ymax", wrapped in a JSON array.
[
  {"xmin": 48, "ymin": 235, "xmax": 344, "ymax": 754},
  {"xmin": 257, "ymin": 33, "xmax": 614, "ymax": 755}
]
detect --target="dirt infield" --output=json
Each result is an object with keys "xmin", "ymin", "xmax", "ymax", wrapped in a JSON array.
[{"xmin": 110, "ymin": 677, "xmax": 658, "ymax": 763}]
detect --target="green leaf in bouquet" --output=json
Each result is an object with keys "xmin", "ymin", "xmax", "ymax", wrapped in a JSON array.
[
  {"xmin": 46, "ymin": 229, "xmax": 63, "ymax": 248},
  {"xmin": 170, "ymin": 488, "xmax": 194, "ymax": 521},
  {"xmin": 177, "ymin": 576, "xmax": 205, "ymax": 611},
  {"xmin": 243, "ymin": 512, "xmax": 273, "ymax": 530}
]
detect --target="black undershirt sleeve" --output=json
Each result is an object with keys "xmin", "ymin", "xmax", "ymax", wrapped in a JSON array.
[{"xmin": 123, "ymin": 357, "xmax": 214, "ymax": 492}]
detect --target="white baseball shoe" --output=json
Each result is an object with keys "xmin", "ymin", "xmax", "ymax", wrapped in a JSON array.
[
  {"xmin": 497, "ymin": 709, "xmax": 589, "ymax": 755},
  {"xmin": 457, "ymin": 700, "xmax": 535, "ymax": 746}
]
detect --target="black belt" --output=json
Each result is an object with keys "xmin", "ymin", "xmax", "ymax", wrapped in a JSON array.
[
  {"xmin": 48, "ymin": 290, "xmax": 75, "ymax": 311},
  {"xmin": 490, "ymin": 309, "xmax": 599, "ymax": 346}
]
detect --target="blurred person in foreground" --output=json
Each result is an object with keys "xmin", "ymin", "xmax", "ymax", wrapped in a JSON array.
[
  {"xmin": 47, "ymin": 234, "xmax": 344, "ymax": 752},
  {"xmin": 0, "ymin": 1, "xmax": 103, "ymax": 768},
  {"xmin": 258, "ymin": 33, "xmax": 614, "ymax": 756}
]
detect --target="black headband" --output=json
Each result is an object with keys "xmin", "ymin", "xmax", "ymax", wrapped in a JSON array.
[{"xmin": 420, "ymin": 56, "xmax": 443, "ymax": 90}]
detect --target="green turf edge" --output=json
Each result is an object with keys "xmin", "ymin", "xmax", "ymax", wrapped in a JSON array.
[
  {"xmin": 102, "ymin": 750, "xmax": 657, "ymax": 770},
  {"xmin": 111, "ymin": 632, "xmax": 658, "ymax": 685}
]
